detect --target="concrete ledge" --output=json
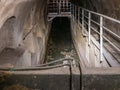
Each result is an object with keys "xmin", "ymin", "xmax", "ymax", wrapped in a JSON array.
[
  {"xmin": 82, "ymin": 74, "xmax": 120, "ymax": 90},
  {"xmin": 0, "ymin": 67, "xmax": 81, "ymax": 90}
]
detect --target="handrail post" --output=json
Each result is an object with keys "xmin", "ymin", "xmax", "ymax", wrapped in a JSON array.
[
  {"xmin": 58, "ymin": 1, "xmax": 61, "ymax": 14},
  {"xmin": 75, "ymin": 6, "xmax": 76, "ymax": 20},
  {"xmin": 82, "ymin": 9, "xmax": 84, "ymax": 35},
  {"xmin": 88, "ymin": 12, "xmax": 91, "ymax": 46},
  {"xmin": 100, "ymin": 16, "xmax": 103, "ymax": 63},
  {"xmin": 78, "ymin": 7, "xmax": 80, "ymax": 23},
  {"xmin": 72, "ymin": 4, "xmax": 75, "ymax": 20},
  {"xmin": 70, "ymin": 3, "xmax": 72, "ymax": 15}
]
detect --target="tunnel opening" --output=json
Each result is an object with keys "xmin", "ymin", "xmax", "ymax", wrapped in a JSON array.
[{"xmin": 45, "ymin": 17, "xmax": 79, "ymax": 63}]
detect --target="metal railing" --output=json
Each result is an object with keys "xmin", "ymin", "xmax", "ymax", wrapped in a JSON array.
[
  {"xmin": 47, "ymin": 0, "xmax": 71, "ymax": 15},
  {"xmin": 47, "ymin": 1, "xmax": 120, "ymax": 64},
  {"xmin": 71, "ymin": 4, "xmax": 120, "ymax": 63}
]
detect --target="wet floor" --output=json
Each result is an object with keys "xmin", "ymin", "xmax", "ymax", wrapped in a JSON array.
[{"xmin": 45, "ymin": 17, "xmax": 79, "ymax": 62}]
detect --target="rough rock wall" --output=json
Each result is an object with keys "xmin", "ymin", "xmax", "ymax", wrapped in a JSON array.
[{"xmin": 0, "ymin": 0, "xmax": 49, "ymax": 67}]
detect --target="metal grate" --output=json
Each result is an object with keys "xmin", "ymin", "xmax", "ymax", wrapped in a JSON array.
[{"xmin": 48, "ymin": 0, "xmax": 71, "ymax": 14}]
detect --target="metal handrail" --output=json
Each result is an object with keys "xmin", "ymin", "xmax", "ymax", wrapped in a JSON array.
[
  {"xmin": 71, "ymin": 4, "xmax": 120, "ymax": 63},
  {"xmin": 103, "ymin": 26, "xmax": 120, "ymax": 40},
  {"xmin": 103, "ymin": 36, "xmax": 120, "ymax": 52},
  {"xmin": 91, "ymin": 26, "xmax": 100, "ymax": 35},
  {"xmin": 47, "ymin": 1, "xmax": 120, "ymax": 64},
  {"xmin": 72, "ymin": 6, "xmax": 120, "ymax": 40},
  {"xmin": 48, "ymin": 0, "xmax": 71, "ymax": 14},
  {"xmin": 81, "ymin": 7, "xmax": 120, "ymax": 24},
  {"xmin": 91, "ymin": 19, "xmax": 100, "ymax": 26}
]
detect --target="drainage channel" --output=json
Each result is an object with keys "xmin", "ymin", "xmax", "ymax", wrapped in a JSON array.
[
  {"xmin": 45, "ymin": 17, "xmax": 79, "ymax": 64},
  {"xmin": 44, "ymin": 17, "xmax": 81, "ymax": 90}
]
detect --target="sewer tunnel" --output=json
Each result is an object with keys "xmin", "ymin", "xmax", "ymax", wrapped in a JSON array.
[
  {"xmin": 0, "ymin": 0, "xmax": 120, "ymax": 90},
  {"xmin": 45, "ymin": 17, "xmax": 79, "ymax": 63}
]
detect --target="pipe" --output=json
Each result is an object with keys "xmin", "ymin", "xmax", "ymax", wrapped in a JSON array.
[
  {"xmin": 0, "ymin": 64, "xmax": 70, "ymax": 71},
  {"xmin": 0, "ymin": 58, "xmax": 73, "ymax": 71},
  {"xmin": 36, "ymin": 57, "xmax": 73, "ymax": 67}
]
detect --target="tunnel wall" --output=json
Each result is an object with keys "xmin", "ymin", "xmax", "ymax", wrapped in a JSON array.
[{"xmin": 0, "ymin": 0, "xmax": 49, "ymax": 67}]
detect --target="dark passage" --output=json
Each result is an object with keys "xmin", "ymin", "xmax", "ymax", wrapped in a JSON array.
[{"xmin": 45, "ymin": 17, "xmax": 79, "ymax": 62}]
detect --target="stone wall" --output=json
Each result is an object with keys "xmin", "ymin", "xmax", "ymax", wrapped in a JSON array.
[{"xmin": 0, "ymin": 0, "xmax": 49, "ymax": 67}]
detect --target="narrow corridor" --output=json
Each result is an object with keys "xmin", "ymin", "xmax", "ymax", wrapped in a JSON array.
[{"xmin": 45, "ymin": 17, "xmax": 79, "ymax": 63}]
